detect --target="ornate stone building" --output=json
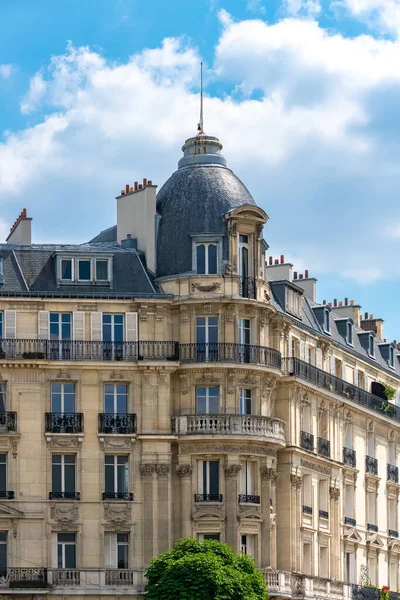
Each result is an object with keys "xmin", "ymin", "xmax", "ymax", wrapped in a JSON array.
[{"xmin": 0, "ymin": 126, "xmax": 399, "ymax": 600}]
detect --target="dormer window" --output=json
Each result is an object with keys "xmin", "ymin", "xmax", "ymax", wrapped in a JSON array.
[
  {"xmin": 196, "ymin": 243, "xmax": 217, "ymax": 275},
  {"xmin": 369, "ymin": 335, "xmax": 375, "ymax": 358},
  {"xmin": 61, "ymin": 259, "xmax": 73, "ymax": 281},
  {"xmin": 347, "ymin": 321, "xmax": 353, "ymax": 346},
  {"xmin": 96, "ymin": 259, "xmax": 109, "ymax": 281},
  {"xmin": 78, "ymin": 259, "xmax": 91, "ymax": 281},
  {"xmin": 389, "ymin": 346, "xmax": 395, "ymax": 369},
  {"xmin": 58, "ymin": 256, "xmax": 112, "ymax": 284},
  {"xmin": 0, "ymin": 257, "xmax": 3, "ymax": 285},
  {"xmin": 324, "ymin": 309, "xmax": 330, "ymax": 334}
]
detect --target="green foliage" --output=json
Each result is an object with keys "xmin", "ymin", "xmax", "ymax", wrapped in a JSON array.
[
  {"xmin": 145, "ymin": 537, "xmax": 268, "ymax": 600},
  {"xmin": 384, "ymin": 385, "xmax": 396, "ymax": 401}
]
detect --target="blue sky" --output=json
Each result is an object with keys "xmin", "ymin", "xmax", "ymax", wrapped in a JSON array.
[{"xmin": 0, "ymin": 0, "xmax": 399, "ymax": 341}]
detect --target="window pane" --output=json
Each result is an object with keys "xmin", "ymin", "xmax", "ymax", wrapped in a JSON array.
[
  {"xmin": 65, "ymin": 463, "xmax": 76, "ymax": 493},
  {"xmin": 116, "ymin": 385, "xmax": 128, "ymax": 413},
  {"xmin": 96, "ymin": 260, "xmax": 108, "ymax": 281},
  {"xmin": 209, "ymin": 389, "xmax": 219, "ymax": 414},
  {"xmin": 57, "ymin": 544, "xmax": 63, "ymax": 569},
  {"xmin": 61, "ymin": 259, "xmax": 72, "ymax": 280},
  {"xmin": 0, "ymin": 459, "xmax": 6, "ymax": 491},
  {"xmin": 65, "ymin": 543, "xmax": 76, "ymax": 568},
  {"xmin": 105, "ymin": 462, "xmax": 114, "ymax": 493},
  {"xmin": 0, "ymin": 314, "xmax": 2, "ymax": 338},
  {"xmin": 0, "ymin": 384, "xmax": 6, "ymax": 413},
  {"xmin": 208, "ymin": 245, "xmax": 217, "ymax": 274},
  {"xmin": 196, "ymin": 389, "xmax": 206, "ymax": 414},
  {"xmin": 117, "ymin": 543, "xmax": 128, "ymax": 569},
  {"xmin": 209, "ymin": 461, "xmax": 219, "ymax": 496},
  {"xmin": 117, "ymin": 457, "xmax": 128, "ymax": 493},
  {"xmin": 78, "ymin": 260, "xmax": 91, "ymax": 281},
  {"xmin": 197, "ymin": 245, "xmax": 206, "ymax": 274},
  {"xmin": 104, "ymin": 386, "xmax": 115, "ymax": 413},
  {"xmin": 204, "ymin": 533, "xmax": 220, "ymax": 541},
  {"xmin": 52, "ymin": 460, "xmax": 62, "ymax": 493},
  {"xmin": 58, "ymin": 533, "xmax": 76, "ymax": 543}
]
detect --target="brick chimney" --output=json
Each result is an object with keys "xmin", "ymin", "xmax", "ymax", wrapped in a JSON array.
[
  {"xmin": 6, "ymin": 209, "xmax": 32, "ymax": 245},
  {"xmin": 360, "ymin": 314, "xmax": 384, "ymax": 340}
]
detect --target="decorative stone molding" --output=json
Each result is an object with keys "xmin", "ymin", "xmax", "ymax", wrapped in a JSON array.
[
  {"xmin": 196, "ymin": 369, "xmax": 218, "ymax": 384},
  {"xmin": 329, "ymin": 486, "xmax": 340, "ymax": 501},
  {"xmin": 344, "ymin": 410, "xmax": 353, "ymax": 423},
  {"xmin": 260, "ymin": 467, "xmax": 279, "ymax": 484},
  {"xmin": 180, "ymin": 306, "xmax": 190, "ymax": 323},
  {"xmin": 291, "ymin": 474, "xmax": 303, "ymax": 489},
  {"xmin": 227, "ymin": 373, "xmax": 235, "ymax": 395},
  {"xmin": 367, "ymin": 419, "xmax": 374, "ymax": 433},
  {"xmin": 224, "ymin": 464, "xmax": 242, "ymax": 478},
  {"xmin": 389, "ymin": 429, "xmax": 396, "ymax": 442},
  {"xmin": 110, "ymin": 370, "xmax": 125, "ymax": 380},
  {"xmin": 104, "ymin": 503, "xmax": 132, "ymax": 531},
  {"xmin": 56, "ymin": 370, "xmax": 71, "ymax": 379},
  {"xmin": 192, "ymin": 282, "xmax": 221, "ymax": 293},
  {"xmin": 228, "ymin": 219, "xmax": 237, "ymax": 236},
  {"xmin": 180, "ymin": 444, "xmax": 277, "ymax": 457},
  {"xmin": 158, "ymin": 371, "xmax": 168, "ymax": 385},
  {"xmin": 176, "ymin": 464, "xmax": 192, "ymax": 478},
  {"xmin": 201, "ymin": 303, "xmax": 214, "ymax": 315},
  {"xmin": 140, "ymin": 464, "xmax": 157, "ymax": 479},
  {"xmin": 50, "ymin": 503, "xmax": 79, "ymax": 531},
  {"xmin": 99, "ymin": 437, "xmax": 134, "ymax": 450},
  {"xmin": 301, "ymin": 459, "xmax": 332, "ymax": 476},
  {"xmin": 77, "ymin": 303, "xmax": 98, "ymax": 312},
  {"xmin": 155, "ymin": 464, "xmax": 170, "ymax": 479},
  {"xmin": 241, "ymin": 372, "xmax": 257, "ymax": 386},
  {"xmin": 155, "ymin": 305, "xmax": 165, "ymax": 321},
  {"xmin": 180, "ymin": 371, "xmax": 189, "ymax": 395},
  {"xmin": 224, "ymin": 304, "xmax": 235, "ymax": 322},
  {"xmin": 262, "ymin": 375, "xmax": 277, "ymax": 399},
  {"xmin": 46, "ymin": 436, "xmax": 83, "ymax": 449},
  {"xmin": 139, "ymin": 304, "xmax": 149, "ymax": 322}
]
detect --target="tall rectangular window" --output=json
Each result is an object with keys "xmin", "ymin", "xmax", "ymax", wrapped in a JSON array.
[
  {"xmin": 0, "ymin": 455, "xmax": 7, "ymax": 495},
  {"xmin": 198, "ymin": 460, "xmax": 220, "ymax": 498},
  {"xmin": 61, "ymin": 259, "xmax": 73, "ymax": 281},
  {"xmin": 103, "ymin": 314, "xmax": 124, "ymax": 342},
  {"xmin": 196, "ymin": 244, "xmax": 217, "ymax": 275},
  {"xmin": 240, "ymin": 534, "xmax": 255, "ymax": 558},
  {"xmin": 196, "ymin": 387, "xmax": 219, "ymax": 414},
  {"xmin": 50, "ymin": 313, "xmax": 72, "ymax": 341},
  {"xmin": 51, "ymin": 383, "xmax": 75, "ymax": 413},
  {"xmin": 0, "ymin": 384, "xmax": 5, "ymax": 413},
  {"xmin": 239, "ymin": 389, "xmax": 252, "ymax": 415},
  {"xmin": 57, "ymin": 533, "xmax": 76, "ymax": 568},
  {"xmin": 117, "ymin": 533, "xmax": 129, "ymax": 569},
  {"xmin": 369, "ymin": 335, "xmax": 375, "ymax": 358},
  {"xmin": 104, "ymin": 456, "xmax": 129, "ymax": 497},
  {"xmin": 346, "ymin": 552, "xmax": 355, "ymax": 584},
  {"xmin": 240, "ymin": 461, "xmax": 254, "ymax": 496},
  {"xmin": 96, "ymin": 259, "xmax": 109, "ymax": 281},
  {"xmin": 78, "ymin": 260, "xmax": 91, "ymax": 281},
  {"xmin": 104, "ymin": 384, "xmax": 128, "ymax": 414},
  {"xmin": 104, "ymin": 532, "xmax": 130, "ymax": 568},
  {"xmin": 347, "ymin": 322, "xmax": 353, "ymax": 345},
  {"xmin": 0, "ymin": 532, "xmax": 6, "ymax": 576},
  {"xmin": 52, "ymin": 455, "xmax": 76, "ymax": 497},
  {"xmin": 0, "ymin": 313, "xmax": 3, "ymax": 338}
]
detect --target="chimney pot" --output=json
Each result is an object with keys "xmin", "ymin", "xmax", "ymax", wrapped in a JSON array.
[
  {"xmin": 299, "ymin": 274, "xmax": 303, "ymax": 279},
  {"xmin": 334, "ymin": 299, "xmax": 337, "ymax": 307},
  {"xmin": 139, "ymin": 184, "xmax": 143, "ymax": 190},
  {"xmin": 148, "ymin": 180, "xmax": 152, "ymax": 185},
  {"xmin": 280, "ymin": 254, "xmax": 284, "ymax": 264},
  {"xmin": 339, "ymin": 302, "xmax": 343, "ymax": 307},
  {"xmin": 121, "ymin": 190, "xmax": 125, "ymax": 195},
  {"xmin": 129, "ymin": 187, "xmax": 133, "ymax": 193},
  {"xmin": 22, "ymin": 208, "xmax": 27, "ymax": 218},
  {"xmin": 370, "ymin": 314, "xmax": 374, "ymax": 319},
  {"xmin": 274, "ymin": 259, "xmax": 279, "ymax": 265},
  {"xmin": 269, "ymin": 257, "xmax": 273, "ymax": 266},
  {"xmin": 323, "ymin": 300, "xmax": 326, "ymax": 305},
  {"xmin": 384, "ymin": 338, "xmax": 387, "ymax": 343},
  {"xmin": 328, "ymin": 302, "xmax": 332, "ymax": 307},
  {"xmin": 134, "ymin": 182, "xmax": 138, "ymax": 191},
  {"xmin": 294, "ymin": 271, "xmax": 298, "ymax": 279},
  {"xmin": 143, "ymin": 178, "xmax": 147, "ymax": 187},
  {"xmin": 305, "ymin": 269, "xmax": 309, "ymax": 278},
  {"xmin": 345, "ymin": 297, "xmax": 348, "ymax": 305},
  {"xmin": 125, "ymin": 184, "xmax": 129, "ymax": 194},
  {"xmin": 364, "ymin": 312, "xmax": 368, "ymax": 320}
]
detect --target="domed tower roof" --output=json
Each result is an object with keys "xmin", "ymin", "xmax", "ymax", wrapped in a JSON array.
[{"xmin": 156, "ymin": 133, "xmax": 255, "ymax": 278}]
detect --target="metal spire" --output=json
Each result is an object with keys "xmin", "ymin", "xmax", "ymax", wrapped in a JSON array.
[{"xmin": 197, "ymin": 62, "xmax": 204, "ymax": 134}]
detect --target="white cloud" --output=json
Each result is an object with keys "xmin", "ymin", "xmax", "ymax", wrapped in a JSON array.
[
  {"xmin": 20, "ymin": 72, "xmax": 48, "ymax": 114},
  {"xmin": 246, "ymin": 0, "xmax": 266, "ymax": 14},
  {"xmin": 0, "ymin": 64, "xmax": 13, "ymax": 79},
  {"xmin": 333, "ymin": 0, "xmax": 400, "ymax": 36},
  {"xmin": 285, "ymin": 0, "xmax": 322, "ymax": 16}
]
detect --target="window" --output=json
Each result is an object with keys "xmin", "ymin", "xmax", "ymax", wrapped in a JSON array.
[
  {"xmin": 196, "ymin": 244, "xmax": 217, "ymax": 275},
  {"xmin": 0, "ymin": 384, "xmax": 5, "ymax": 413},
  {"xmin": 52, "ymin": 455, "xmax": 76, "ymax": 498},
  {"xmin": 196, "ymin": 387, "xmax": 219, "ymax": 414},
  {"xmin": 104, "ymin": 532, "xmax": 130, "ymax": 568},
  {"xmin": 369, "ymin": 335, "xmax": 375, "ymax": 358},
  {"xmin": 240, "ymin": 461, "xmax": 255, "ymax": 496},
  {"xmin": 50, "ymin": 313, "xmax": 71, "ymax": 341},
  {"xmin": 198, "ymin": 460, "xmax": 220, "ymax": 499},
  {"xmin": 389, "ymin": 561, "xmax": 398, "ymax": 591},
  {"xmin": 78, "ymin": 259, "xmax": 91, "ymax": 281},
  {"xmin": 319, "ymin": 546, "xmax": 328, "ymax": 578},
  {"xmin": 104, "ymin": 456, "xmax": 129, "ymax": 498},
  {"xmin": 323, "ymin": 310, "xmax": 330, "ymax": 334},
  {"xmin": 103, "ymin": 314, "xmax": 124, "ymax": 343},
  {"xmin": 196, "ymin": 316, "xmax": 218, "ymax": 361},
  {"xmin": 96, "ymin": 259, "xmax": 109, "ymax": 281},
  {"xmin": 238, "ymin": 319, "xmax": 251, "ymax": 345},
  {"xmin": 319, "ymin": 479, "xmax": 328, "ymax": 517},
  {"xmin": 51, "ymin": 383, "xmax": 75, "ymax": 413},
  {"xmin": 345, "ymin": 551, "xmax": 356, "ymax": 584},
  {"xmin": 239, "ymin": 389, "xmax": 252, "ymax": 415},
  {"xmin": 57, "ymin": 533, "xmax": 76, "ymax": 568},
  {"xmin": 104, "ymin": 384, "xmax": 128, "ymax": 414},
  {"xmin": 367, "ymin": 491, "xmax": 376, "ymax": 526},
  {"xmin": 0, "ymin": 532, "xmax": 6, "ymax": 576},
  {"xmin": 302, "ymin": 473, "xmax": 312, "ymax": 512},
  {"xmin": 347, "ymin": 322, "xmax": 353, "ymax": 346},
  {"xmin": 291, "ymin": 337, "xmax": 299, "ymax": 358},
  {"xmin": 389, "ymin": 346, "xmax": 395, "ymax": 368},
  {"xmin": 303, "ymin": 542, "xmax": 312, "ymax": 575},
  {"xmin": 200, "ymin": 533, "xmax": 220, "ymax": 541},
  {"xmin": 345, "ymin": 484, "xmax": 354, "ymax": 519},
  {"xmin": 61, "ymin": 259, "xmax": 73, "ymax": 281},
  {"xmin": 0, "ymin": 455, "xmax": 8, "ymax": 496},
  {"xmin": 238, "ymin": 235, "xmax": 250, "ymax": 279},
  {"xmin": 0, "ymin": 313, "xmax": 2, "ymax": 338},
  {"xmin": 240, "ymin": 534, "xmax": 255, "ymax": 558}
]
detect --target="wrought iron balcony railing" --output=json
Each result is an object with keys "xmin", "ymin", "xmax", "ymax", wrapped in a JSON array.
[
  {"xmin": 0, "ymin": 412, "xmax": 17, "ymax": 432},
  {"xmin": 367, "ymin": 523, "xmax": 378, "ymax": 532},
  {"xmin": 238, "ymin": 494, "xmax": 260, "ymax": 504},
  {"xmin": 352, "ymin": 585, "xmax": 380, "ymax": 600},
  {"xmin": 387, "ymin": 463, "xmax": 399, "ymax": 483},
  {"xmin": 389, "ymin": 529, "xmax": 399, "ymax": 538},
  {"xmin": 45, "ymin": 413, "xmax": 84, "ymax": 434},
  {"xmin": 102, "ymin": 492, "xmax": 133, "ymax": 501},
  {"xmin": 0, "ymin": 491, "xmax": 14, "ymax": 499},
  {"xmin": 172, "ymin": 415, "xmax": 285, "ymax": 444},
  {"xmin": 49, "ymin": 492, "xmax": 80, "ymax": 500},
  {"xmin": 319, "ymin": 510, "xmax": 329, "ymax": 519},
  {"xmin": 6, "ymin": 568, "xmax": 48, "ymax": 589},
  {"xmin": 0, "ymin": 339, "xmax": 179, "ymax": 362},
  {"xmin": 98, "ymin": 413, "xmax": 136, "ymax": 435},
  {"xmin": 179, "ymin": 342, "xmax": 281, "ymax": 368},
  {"xmin": 194, "ymin": 494, "xmax": 223, "ymax": 503},
  {"xmin": 343, "ymin": 447, "xmax": 356, "ymax": 468},
  {"xmin": 302, "ymin": 505, "xmax": 312, "ymax": 515},
  {"xmin": 283, "ymin": 357, "xmax": 400, "ymax": 424},
  {"xmin": 366, "ymin": 456, "xmax": 378, "ymax": 476},
  {"xmin": 300, "ymin": 431, "xmax": 314, "ymax": 452},
  {"xmin": 344, "ymin": 517, "xmax": 356, "ymax": 526},
  {"xmin": 239, "ymin": 277, "xmax": 257, "ymax": 299},
  {"xmin": 317, "ymin": 437, "xmax": 330, "ymax": 458}
]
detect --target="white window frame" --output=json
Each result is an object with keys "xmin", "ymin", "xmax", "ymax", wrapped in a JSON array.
[
  {"xmin": 239, "ymin": 389, "xmax": 252, "ymax": 415},
  {"xmin": 196, "ymin": 387, "xmax": 220, "ymax": 414},
  {"xmin": 191, "ymin": 234, "xmax": 223, "ymax": 275},
  {"xmin": 368, "ymin": 335, "xmax": 375, "ymax": 358},
  {"xmin": 52, "ymin": 454, "xmax": 76, "ymax": 494},
  {"xmin": 57, "ymin": 533, "xmax": 76, "ymax": 569},
  {"xmin": 347, "ymin": 322, "xmax": 353, "ymax": 346},
  {"xmin": 95, "ymin": 258, "xmax": 110, "ymax": 282},
  {"xmin": 104, "ymin": 455, "xmax": 129, "ymax": 494},
  {"xmin": 77, "ymin": 258, "xmax": 92, "ymax": 282},
  {"xmin": 197, "ymin": 460, "xmax": 220, "ymax": 496},
  {"xmin": 389, "ymin": 346, "xmax": 395, "ymax": 369},
  {"xmin": 196, "ymin": 243, "xmax": 218, "ymax": 275},
  {"xmin": 51, "ymin": 382, "xmax": 76, "ymax": 413},
  {"xmin": 60, "ymin": 258, "xmax": 74, "ymax": 282},
  {"xmin": 104, "ymin": 384, "xmax": 128, "ymax": 414},
  {"xmin": 323, "ymin": 310, "xmax": 331, "ymax": 334}
]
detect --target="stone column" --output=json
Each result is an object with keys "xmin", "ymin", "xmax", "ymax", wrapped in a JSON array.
[
  {"xmin": 225, "ymin": 464, "xmax": 241, "ymax": 550},
  {"xmin": 176, "ymin": 464, "xmax": 193, "ymax": 539},
  {"xmin": 260, "ymin": 466, "xmax": 279, "ymax": 569},
  {"xmin": 140, "ymin": 463, "xmax": 156, "ymax": 564},
  {"xmin": 156, "ymin": 464, "xmax": 171, "ymax": 555},
  {"xmin": 329, "ymin": 485, "xmax": 341, "ymax": 580}
]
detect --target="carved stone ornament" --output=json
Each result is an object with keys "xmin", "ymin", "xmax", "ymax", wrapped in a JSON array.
[
  {"xmin": 197, "ymin": 369, "xmax": 218, "ymax": 384},
  {"xmin": 228, "ymin": 219, "xmax": 237, "ymax": 236},
  {"xmin": 242, "ymin": 372, "xmax": 257, "ymax": 386},
  {"xmin": 47, "ymin": 436, "xmax": 82, "ymax": 449},
  {"xmin": 176, "ymin": 464, "xmax": 192, "ymax": 478},
  {"xmin": 56, "ymin": 370, "xmax": 71, "ymax": 379},
  {"xmin": 139, "ymin": 304, "xmax": 149, "ymax": 322},
  {"xmin": 155, "ymin": 464, "xmax": 170, "ymax": 479},
  {"xmin": 224, "ymin": 304, "xmax": 235, "ymax": 322},
  {"xmin": 389, "ymin": 430, "xmax": 396, "ymax": 442},
  {"xmin": 180, "ymin": 371, "xmax": 189, "ymax": 395},
  {"xmin": 301, "ymin": 459, "xmax": 332, "ymax": 476},
  {"xmin": 140, "ymin": 464, "xmax": 157, "ymax": 479},
  {"xmin": 329, "ymin": 486, "xmax": 340, "ymax": 501},
  {"xmin": 291, "ymin": 474, "xmax": 303, "ymax": 489},
  {"xmin": 192, "ymin": 282, "xmax": 221, "ymax": 293},
  {"xmin": 51, "ymin": 503, "xmax": 79, "ymax": 531},
  {"xmin": 262, "ymin": 375, "xmax": 277, "ymax": 399},
  {"xmin": 344, "ymin": 411, "xmax": 353, "ymax": 423},
  {"xmin": 367, "ymin": 420, "xmax": 374, "ymax": 433},
  {"xmin": 260, "ymin": 467, "xmax": 279, "ymax": 484},
  {"xmin": 104, "ymin": 503, "xmax": 131, "ymax": 531},
  {"xmin": 155, "ymin": 305, "xmax": 165, "ymax": 321},
  {"xmin": 224, "ymin": 262, "xmax": 234, "ymax": 275},
  {"xmin": 224, "ymin": 464, "xmax": 242, "ymax": 478},
  {"xmin": 180, "ymin": 444, "xmax": 277, "ymax": 458},
  {"xmin": 110, "ymin": 370, "xmax": 125, "ymax": 380},
  {"xmin": 227, "ymin": 373, "xmax": 236, "ymax": 395},
  {"xmin": 180, "ymin": 306, "xmax": 190, "ymax": 323},
  {"xmin": 100, "ymin": 437, "xmax": 133, "ymax": 450}
]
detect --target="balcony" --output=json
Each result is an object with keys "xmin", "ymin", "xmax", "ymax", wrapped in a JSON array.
[
  {"xmin": 283, "ymin": 357, "xmax": 400, "ymax": 424},
  {"xmin": 366, "ymin": 456, "xmax": 378, "ymax": 476},
  {"xmin": 318, "ymin": 437, "xmax": 330, "ymax": 458},
  {"xmin": 352, "ymin": 585, "xmax": 380, "ymax": 600},
  {"xmin": 344, "ymin": 517, "xmax": 356, "ymax": 526},
  {"xmin": 238, "ymin": 494, "xmax": 260, "ymax": 504},
  {"xmin": 48, "ymin": 568, "xmax": 145, "ymax": 590},
  {"xmin": 239, "ymin": 277, "xmax": 256, "ymax": 299},
  {"xmin": 263, "ymin": 570, "xmax": 350, "ymax": 599},
  {"xmin": 300, "ymin": 431, "xmax": 314, "ymax": 452},
  {"xmin": 387, "ymin": 463, "xmax": 399, "ymax": 483},
  {"xmin": 172, "ymin": 415, "xmax": 285, "ymax": 445},
  {"xmin": 367, "ymin": 523, "xmax": 378, "ymax": 532},
  {"xmin": 389, "ymin": 529, "xmax": 399, "ymax": 538},
  {"xmin": 2, "ymin": 568, "xmax": 48, "ymax": 589},
  {"xmin": 194, "ymin": 494, "xmax": 223, "ymax": 502},
  {"xmin": 0, "ymin": 412, "xmax": 17, "ymax": 433},
  {"xmin": 45, "ymin": 412, "xmax": 84, "ymax": 434},
  {"xmin": 0, "ymin": 339, "xmax": 179, "ymax": 362},
  {"xmin": 49, "ymin": 492, "xmax": 80, "ymax": 500},
  {"xmin": 0, "ymin": 491, "xmax": 14, "ymax": 499},
  {"xmin": 179, "ymin": 343, "xmax": 281, "ymax": 368},
  {"xmin": 102, "ymin": 492, "xmax": 133, "ymax": 501},
  {"xmin": 302, "ymin": 505, "xmax": 313, "ymax": 515},
  {"xmin": 343, "ymin": 448, "xmax": 356, "ymax": 468},
  {"xmin": 98, "ymin": 413, "xmax": 136, "ymax": 435}
]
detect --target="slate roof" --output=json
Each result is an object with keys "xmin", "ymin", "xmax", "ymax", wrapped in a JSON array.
[
  {"xmin": 0, "ymin": 243, "xmax": 164, "ymax": 298},
  {"xmin": 156, "ymin": 163, "xmax": 255, "ymax": 278}
]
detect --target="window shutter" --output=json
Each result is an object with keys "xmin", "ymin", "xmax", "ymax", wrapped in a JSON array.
[
  {"xmin": 72, "ymin": 312, "xmax": 85, "ymax": 341},
  {"xmin": 299, "ymin": 341, "xmax": 306, "ymax": 362},
  {"xmin": 316, "ymin": 348, "xmax": 322, "ymax": 370},
  {"xmin": 239, "ymin": 461, "xmax": 246, "ymax": 495},
  {"xmin": 125, "ymin": 312, "xmax": 138, "ymax": 342},
  {"xmin": 4, "ymin": 310, "xmax": 16, "ymax": 339},
  {"xmin": 354, "ymin": 368, "xmax": 359, "ymax": 388},
  {"xmin": 198, "ymin": 461, "xmax": 204, "ymax": 494},
  {"xmin": 104, "ymin": 533, "xmax": 117, "ymax": 568},
  {"xmin": 330, "ymin": 355, "xmax": 336, "ymax": 376},
  {"xmin": 38, "ymin": 311, "xmax": 49, "ymax": 340},
  {"xmin": 342, "ymin": 361, "xmax": 347, "ymax": 382},
  {"xmin": 90, "ymin": 312, "xmax": 102, "ymax": 341}
]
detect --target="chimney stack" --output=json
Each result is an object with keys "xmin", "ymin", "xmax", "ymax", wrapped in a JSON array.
[
  {"xmin": 6, "ymin": 208, "xmax": 32, "ymax": 245},
  {"xmin": 360, "ymin": 313, "xmax": 384, "ymax": 340}
]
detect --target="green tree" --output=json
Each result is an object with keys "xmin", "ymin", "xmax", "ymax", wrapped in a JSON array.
[{"xmin": 145, "ymin": 537, "xmax": 268, "ymax": 600}]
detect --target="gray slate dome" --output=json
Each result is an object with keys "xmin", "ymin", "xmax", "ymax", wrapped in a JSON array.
[{"xmin": 156, "ymin": 133, "xmax": 255, "ymax": 278}]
